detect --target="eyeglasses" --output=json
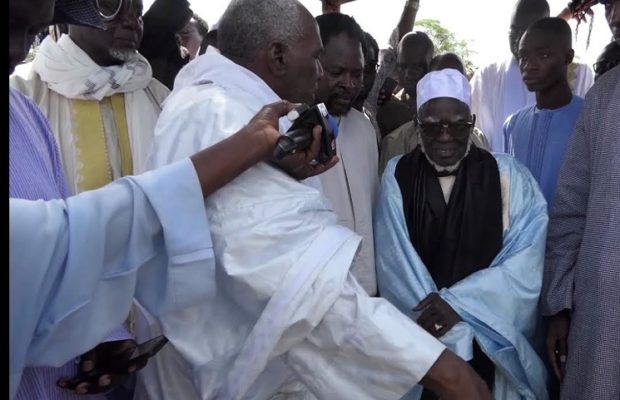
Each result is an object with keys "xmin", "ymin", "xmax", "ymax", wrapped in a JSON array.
[
  {"xmin": 95, "ymin": 0, "xmax": 132, "ymax": 21},
  {"xmin": 417, "ymin": 116, "xmax": 476, "ymax": 138},
  {"xmin": 594, "ymin": 59, "xmax": 620, "ymax": 74}
]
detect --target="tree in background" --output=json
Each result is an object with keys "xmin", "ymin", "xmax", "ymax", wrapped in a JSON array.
[{"xmin": 415, "ymin": 19, "xmax": 477, "ymax": 78}]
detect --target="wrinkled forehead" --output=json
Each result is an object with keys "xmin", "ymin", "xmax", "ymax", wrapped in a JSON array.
[{"xmin": 419, "ymin": 97, "xmax": 471, "ymax": 120}]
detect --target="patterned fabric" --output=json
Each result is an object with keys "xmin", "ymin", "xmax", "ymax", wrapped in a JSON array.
[
  {"xmin": 53, "ymin": 0, "xmax": 105, "ymax": 29},
  {"xmin": 9, "ymin": 88, "xmax": 69, "ymax": 200},
  {"xmin": 541, "ymin": 65, "xmax": 620, "ymax": 400}
]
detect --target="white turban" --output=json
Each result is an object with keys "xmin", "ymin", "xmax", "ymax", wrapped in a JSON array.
[{"xmin": 416, "ymin": 68, "xmax": 471, "ymax": 112}]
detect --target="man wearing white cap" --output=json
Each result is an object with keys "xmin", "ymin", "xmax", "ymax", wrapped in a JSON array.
[{"xmin": 375, "ymin": 68, "xmax": 550, "ymax": 399}]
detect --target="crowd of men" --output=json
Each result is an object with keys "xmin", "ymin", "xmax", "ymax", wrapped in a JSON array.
[{"xmin": 8, "ymin": 0, "xmax": 619, "ymax": 399}]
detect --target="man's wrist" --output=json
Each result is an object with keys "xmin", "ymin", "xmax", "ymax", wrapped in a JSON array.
[{"xmin": 404, "ymin": 0, "xmax": 420, "ymax": 10}]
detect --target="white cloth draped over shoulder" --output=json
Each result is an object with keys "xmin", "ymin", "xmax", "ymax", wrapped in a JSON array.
[
  {"xmin": 9, "ymin": 159, "xmax": 215, "ymax": 400},
  {"xmin": 375, "ymin": 154, "xmax": 550, "ymax": 400},
  {"xmin": 135, "ymin": 47, "xmax": 446, "ymax": 400},
  {"xmin": 9, "ymin": 35, "xmax": 169, "ymax": 192},
  {"xmin": 470, "ymin": 57, "xmax": 593, "ymax": 153}
]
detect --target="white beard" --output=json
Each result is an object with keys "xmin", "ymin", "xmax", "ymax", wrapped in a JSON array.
[
  {"xmin": 420, "ymin": 137, "xmax": 472, "ymax": 173},
  {"xmin": 109, "ymin": 48, "xmax": 138, "ymax": 62}
]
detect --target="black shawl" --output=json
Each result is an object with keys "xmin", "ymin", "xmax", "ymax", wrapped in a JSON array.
[{"xmin": 394, "ymin": 145, "xmax": 504, "ymax": 289}]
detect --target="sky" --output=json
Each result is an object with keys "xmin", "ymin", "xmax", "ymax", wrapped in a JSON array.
[{"xmin": 144, "ymin": 0, "xmax": 613, "ymax": 68}]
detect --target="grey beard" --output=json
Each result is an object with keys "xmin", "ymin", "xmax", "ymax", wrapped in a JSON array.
[
  {"xmin": 109, "ymin": 48, "xmax": 138, "ymax": 62},
  {"xmin": 420, "ymin": 138, "xmax": 472, "ymax": 173}
]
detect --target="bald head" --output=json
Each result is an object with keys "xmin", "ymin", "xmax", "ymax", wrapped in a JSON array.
[
  {"xmin": 396, "ymin": 31, "xmax": 434, "ymax": 96},
  {"xmin": 218, "ymin": 0, "xmax": 309, "ymax": 62},
  {"xmin": 217, "ymin": 0, "xmax": 323, "ymax": 105},
  {"xmin": 430, "ymin": 53, "xmax": 466, "ymax": 75},
  {"xmin": 509, "ymin": 0, "xmax": 550, "ymax": 59},
  {"xmin": 397, "ymin": 31, "xmax": 434, "ymax": 62}
]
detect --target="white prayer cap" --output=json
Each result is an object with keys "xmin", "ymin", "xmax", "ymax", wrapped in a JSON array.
[{"xmin": 416, "ymin": 68, "xmax": 472, "ymax": 112}]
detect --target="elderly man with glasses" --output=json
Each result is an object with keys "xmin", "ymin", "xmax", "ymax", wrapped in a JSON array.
[{"xmin": 375, "ymin": 68, "xmax": 551, "ymax": 400}]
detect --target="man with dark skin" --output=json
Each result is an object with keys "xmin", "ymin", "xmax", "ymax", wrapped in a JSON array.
[
  {"xmin": 429, "ymin": 53, "xmax": 466, "ymax": 75},
  {"xmin": 395, "ymin": 32, "xmax": 435, "ymax": 109},
  {"xmin": 144, "ymin": 2, "xmax": 492, "ymax": 398},
  {"xmin": 352, "ymin": 31, "xmax": 379, "ymax": 112},
  {"xmin": 471, "ymin": 0, "xmax": 593, "ymax": 153},
  {"xmin": 139, "ymin": 0, "xmax": 192, "ymax": 89},
  {"xmin": 539, "ymin": 4, "xmax": 619, "ymax": 400},
  {"xmin": 378, "ymin": 52, "xmax": 489, "ymax": 175},
  {"xmin": 376, "ymin": 31, "xmax": 434, "ymax": 138},
  {"xmin": 11, "ymin": 0, "xmax": 170, "ymax": 195},
  {"xmin": 8, "ymin": 1, "xmax": 335, "ymax": 399},
  {"xmin": 376, "ymin": 68, "xmax": 550, "ymax": 400},
  {"xmin": 505, "ymin": 18, "xmax": 584, "ymax": 206},
  {"xmin": 315, "ymin": 13, "xmax": 379, "ymax": 299},
  {"xmin": 177, "ymin": 13, "xmax": 209, "ymax": 61},
  {"xmin": 593, "ymin": 40, "xmax": 620, "ymax": 80},
  {"xmin": 321, "ymin": 0, "xmax": 423, "ymax": 144}
]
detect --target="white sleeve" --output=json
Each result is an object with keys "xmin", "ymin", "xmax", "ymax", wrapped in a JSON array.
[
  {"xmin": 9, "ymin": 159, "xmax": 214, "ymax": 398},
  {"xmin": 285, "ymin": 274, "xmax": 446, "ymax": 400}
]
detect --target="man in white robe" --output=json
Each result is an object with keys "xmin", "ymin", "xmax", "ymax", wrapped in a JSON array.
[
  {"xmin": 137, "ymin": 1, "xmax": 492, "ymax": 399},
  {"xmin": 470, "ymin": 0, "xmax": 594, "ymax": 152},
  {"xmin": 10, "ymin": 92, "xmax": 319, "ymax": 399},
  {"xmin": 10, "ymin": 0, "xmax": 169, "ymax": 194},
  {"xmin": 314, "ymin": 13, "xmax": 379, "ymax": 296}
]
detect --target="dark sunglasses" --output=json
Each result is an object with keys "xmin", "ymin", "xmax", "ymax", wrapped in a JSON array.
[{"xmin": 417, "ymin": 115, "xmax": 476, "ymax": 138}]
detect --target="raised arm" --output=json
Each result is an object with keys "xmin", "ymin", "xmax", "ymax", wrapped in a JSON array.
[
  {"xmin": 397, "ymin": 0, "xmax": 421, "ymax": 43},
  {"xmin": 9, "ymin": 101, "xmax": 335, "ymax": 398}
]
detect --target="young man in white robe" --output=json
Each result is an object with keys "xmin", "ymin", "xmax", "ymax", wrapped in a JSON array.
[
  {"xmin": 136, "ymin": 0, "xmax": 492, "ymax": 399},
  {"xmin": 470, "ymin": 0, "xmax": 593, "ymax": 153}
]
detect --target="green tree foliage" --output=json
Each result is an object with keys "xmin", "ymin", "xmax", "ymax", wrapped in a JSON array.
[{"xmin": 415, "ymin": 19, "xmax": 477, "ymax": 78}]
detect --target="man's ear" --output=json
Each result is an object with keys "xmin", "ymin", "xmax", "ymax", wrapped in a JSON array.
[
  {"xmin": 266, "ymin": 41, "xmax": 287, "ymax": 77},
  {"xmin": 566, "ymin": 48, "xmax": 575, "ymax": 65}
]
